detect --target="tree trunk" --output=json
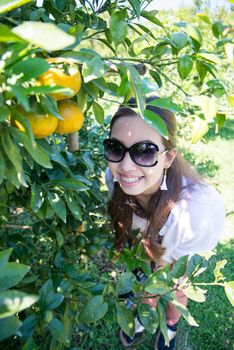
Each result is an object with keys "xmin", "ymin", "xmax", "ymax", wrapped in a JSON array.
[{"xmin": 67, "ymin": 132, "xmax": 79, "ymax": 152}]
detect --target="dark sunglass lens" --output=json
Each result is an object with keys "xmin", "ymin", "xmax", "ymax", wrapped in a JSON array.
[
  {"xmin": 133, "ymin": 143, "xmax": 158, "ymax": 166},
  {"xmin": 104, "ymin": 140, "xmax": 124, "ymax": 161}
]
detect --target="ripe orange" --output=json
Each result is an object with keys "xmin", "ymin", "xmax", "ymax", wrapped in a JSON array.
[
  {"xmin": 13, "ymin": 110, "xmax": 58, "ymax": 139},
  {"xmin": 39, "ymin": 57, "xmax": 81, "ymax": 101},
  {"xmin": 56, "ymin": 101, "xmax": 84, "ymax": 134}
]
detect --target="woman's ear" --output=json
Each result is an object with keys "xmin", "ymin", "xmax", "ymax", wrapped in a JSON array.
[{"xmin": 166, "ymin": 148, "xmax": 177, "ymax": 168}]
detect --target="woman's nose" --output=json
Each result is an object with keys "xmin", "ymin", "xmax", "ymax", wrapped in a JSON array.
[{"xmin": 119, "ymin": 151, "xmax": 137, "ymax": 172}]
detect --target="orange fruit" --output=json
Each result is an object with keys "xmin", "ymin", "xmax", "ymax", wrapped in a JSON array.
[
  {"xmin": 39, "ymin": 57, "xmax": 81, "ymax": 101},
  {"xmin": 13, "ymin": 110, "xmax": 58, "ymax": 139},
  {"xmin": 56, "ymin": 101, "xmax": 84, "ymax": 134}
]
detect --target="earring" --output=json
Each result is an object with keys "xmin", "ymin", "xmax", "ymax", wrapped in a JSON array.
[{"xmin": 160, "ymin": 168, "xmax": 168, "ymax": 191}]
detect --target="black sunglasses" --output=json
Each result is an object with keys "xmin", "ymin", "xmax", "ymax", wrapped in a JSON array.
[{"xmin": 103, "ymin": 139, "xmax": 169, "ymax": 167}]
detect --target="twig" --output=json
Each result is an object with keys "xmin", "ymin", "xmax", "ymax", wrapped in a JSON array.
[{"xmin": 1, "ymin": 224, "xmax": 32, "ymax": 230}]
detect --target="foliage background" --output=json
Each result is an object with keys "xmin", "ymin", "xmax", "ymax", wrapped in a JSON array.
[{"xmin": 0, "ymin": 0, "xmax": 233, "ymax": 349}]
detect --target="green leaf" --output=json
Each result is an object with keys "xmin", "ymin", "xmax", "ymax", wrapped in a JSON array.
[
  {"xmin": 178, "ymin": 55, "xmax": 193, "ymax": 79},
  {"xmin": 30, "ymin": 183, "xmax": 43, "ymax": 213},
  {"xmin": 1, "ymin": 128, "xmax": 27, "ymax": 187},
  {"xmin": 143, "ymin": 110, "xmax": 169, "ymax": 140},
  {"xmin": 11, "ymin": 128, "xmax": 52, "ymax": 168},
  {"xmin": 170, "ymin": 32, "xmax": 188, "ymax": 52},
  {"xmin": 127, "ymin": 65, "xmax": 145, "ymax": 118},
  {"xmin": 215, "ymin": 113, "xmax": 226, "ymax": 133},
  {"xmin": 0, "ymin": 248, "xmax": 13, "ymax": 279},
  {"xmin": 48, "ymin": 318, "xmax": 68, "ymax": 343},
  {"xmin": 145, "ymin": 281, "xmax": 170, "ymax": 295},
  {"xmin": 0, "ymin": 0, "xmax": 32, "ymax": 15},
  {"xmin": 157, "ymin": 302, "xmax": 169, "ymax": 346},
  {"xmin": 11, "ymin": 58, "xmax": 50, "ymax": 81},
  {"xmin": 21, "ymin": 337, "xmax": 38, "ymax": 350},
  {"xmin": 134, "ymin": 23, "xmax": 156, "ymax": 40},
  {"xmin": 176, "ymin": 22, "xmax": 202, "ymax": 50},
  {"xmin": 149, "ymin": 70, "xmax": 162, "ymax": 88},
  {"xmin": 0, "ymin": 105, "xmax": 10, "ymax": 122},
  {"xmin": 48, "ymin": 192, "xmax": 67, "ymax": 223},
  {"xmin": 197, "ymin": 52, "xmax": 221, "ymax": 65},
  {"xmin": 0, "ymin": 23, "xmax": 25, "ymax": 42},
  {"xmin": 79, "ymin": 295, "xmax": 108, "ymax": 323},
  {"xmin": 196, "ymin": 61, "xmax": 208, "ymax": 83},
  {"xmin": 1, "ymin": 150, "xmax": 20, "ymax": 188},
  {"xmin": 187, "ymin": 95, "xmax": 217, "ymax": 121},
  {"xmin": 138, "ymin": 304, "xmax": 159, "ymax": 334},
  {"xmin": 116, "ymin": 272, "xmax": 136, "ymax": 295},
  {"xmin": 92, "ymin": 102, "xmax": 104, "ymax": 125},
  {"xmin": 11, "ymin": 86, "xmax": 30, "ymax": 112},
  {"xmin": 224, "ymin": 281, "xmax": 234, "ymax": 307},
  {"xmin": 82, "ymin": 55, "xmax": 107, "ymax": 83},
  {"xmin": 0, "ymin": 290, "xmax": 38, "ymax": 319},
  {"xmin": 212, "ymin": 20, "xmax": 225, "ymax": 38},
  {"xmin": 191, "ymin": 118, "xmax": 209, "ymax": 144},
  {"xmin": 170, "ymin": 255, "xmax": 188, "ymax": 280},
  {"xmin": 171, "ymin": 299, "xmax": 199, "ymax": 326},
  {"xmin": 128, "ymin": 0, "xmax": 141, "ymax": 18},
  {"xmin": 24, "ymin": 85, "xmax": 72, "ymax": 96},
  {"xmin": 0, "ymin": 262, "xmax": 30, "ymax": 292},
  {"xmin": 51, "ymin": 179, "xmax": 89, "ymax": 191},
  {"xmin": 228, "ymin": 95, "xmax": 234, "ymax": 107},
  {"xmin": 110, "ymin": 9, "xmax": 128, "ymax": 46},
  {"xmin": 12, "ymin": 21, "xmax": 75, "ymax": 51},
  {"xmin": 64, "ymin": 194, "xmax": 82, "ymax": 221},
  {"xmin": 181, "ymin": 286, "xmax": 206, "ymax": 302},
  {"xmin": 141, "ymin": 10, "xmax": 164, "ymax": 28},
  {"xmin": 197, "ymin": 13, "xmax": 211, "ymax": 24},
  {"xmin": 0, "ymin": 316, "xmax": 22, "ymax": 341},
  {"xmin": 39, "ymin": 279, "xmax": 53, "ymax": 307},
  {"xmin": 48, "ymin": 293, "xmax": 64, "ymax": 310},
  {"xmin": 148, "ymin": 98, "xmax": 182, "ymax": 113},
  {"xmin": 187, "ymin": 255, "xmax": 204, "ymax": 276},
  {"xmin": 214, "ymin": 259, "xmax": 227, "ymax": 282},
  {"xmin": 0, "ymin": 151, "xmax": 5, "ymax": 185},
  {"xmin": 116, "ymin": 303, "xmax": 135, "ymax": 338},
  {"xmin": 117, "ymin": 73, "xmax": 131, "ymax": 97}
]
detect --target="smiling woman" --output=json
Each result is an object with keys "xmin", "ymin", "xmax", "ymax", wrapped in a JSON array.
[{"xmin": 103, "ymin": 97, "xmax": 225, "ymax": 350}]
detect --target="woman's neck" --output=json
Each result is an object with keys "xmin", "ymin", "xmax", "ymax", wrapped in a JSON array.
[{"xmin": 135, "ymin": 194, "xmax": 151, "ymax": 211}]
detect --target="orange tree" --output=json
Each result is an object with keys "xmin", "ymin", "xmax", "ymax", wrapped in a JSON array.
[{"xmin": 0, "ymin": 0, "xmax": 234, "ymax": 349}]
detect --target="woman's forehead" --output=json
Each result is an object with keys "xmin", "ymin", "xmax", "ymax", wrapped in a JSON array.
[{"xmin": 111, "ymin": 116, "xmax": 163, "ymax": 146}]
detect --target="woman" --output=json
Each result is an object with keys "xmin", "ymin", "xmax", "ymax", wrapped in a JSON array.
[{"xmin": 103, "ymin": 97, "xmax": 225, "ymax": 350}]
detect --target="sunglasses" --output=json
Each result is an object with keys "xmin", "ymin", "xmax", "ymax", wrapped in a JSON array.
[{"xmin": 103, "ymin": 139, "xmax": 169, "ymax": 167}]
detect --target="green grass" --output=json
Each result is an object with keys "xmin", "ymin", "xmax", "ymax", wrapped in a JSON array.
[{"xmin": 176, "ymin": 240, "xmax": 234, "ymax": 350}]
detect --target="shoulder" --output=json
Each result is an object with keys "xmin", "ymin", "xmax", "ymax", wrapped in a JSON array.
[{"xmin": 161, "ymin": 177, "xmax": 225, "ymax": 262}]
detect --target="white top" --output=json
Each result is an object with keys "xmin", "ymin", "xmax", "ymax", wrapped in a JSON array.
[{"xmin": 105, "ymin": 168, "xmax": 225, "ymax": 263}]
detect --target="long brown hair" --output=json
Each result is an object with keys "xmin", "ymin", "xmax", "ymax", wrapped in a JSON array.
[{"xmin": 107, "ymin": 97, "xmax": 202, "ymax": 260}]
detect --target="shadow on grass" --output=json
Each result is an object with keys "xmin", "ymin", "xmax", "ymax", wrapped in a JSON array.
[
  {"xmin": 176, "ymin": 239, "xmax": 234, "ymax": 350},
  {"xmin": 204, "ymin": 118, "xmax": 234, "ymax": 141}
]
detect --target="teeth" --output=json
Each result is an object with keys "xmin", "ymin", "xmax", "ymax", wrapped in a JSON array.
[{"xmin": 121, "ymin": 176, "xmax": 142, "ymax": 183}]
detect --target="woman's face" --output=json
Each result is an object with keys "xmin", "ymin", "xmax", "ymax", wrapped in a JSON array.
[{"xmin": 108, "ymin": 115, "xmax": 174, "ymax": 198}]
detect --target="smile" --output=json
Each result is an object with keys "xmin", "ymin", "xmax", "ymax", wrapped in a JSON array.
[{"xmin": 119, "ymin": 175, "xmax": 144, "ymax": 185}]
